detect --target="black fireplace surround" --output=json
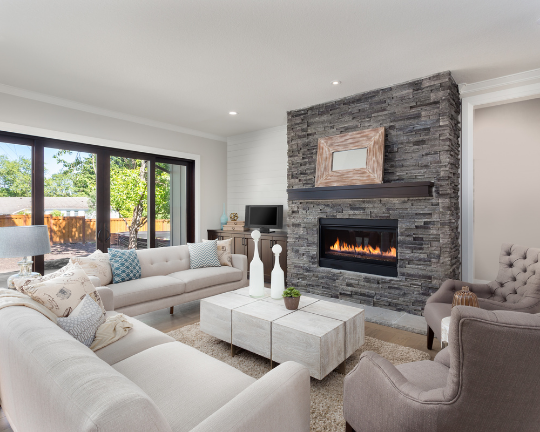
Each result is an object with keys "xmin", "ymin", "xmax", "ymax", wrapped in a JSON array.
[{"xmin": 319, "ymin": 218, "xmax": 398, "ymax": 277}]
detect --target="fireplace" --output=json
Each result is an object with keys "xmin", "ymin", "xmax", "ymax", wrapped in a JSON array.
[{"xmin": 319, "ymin": 218, "xmax": 398, "ymax": 277}]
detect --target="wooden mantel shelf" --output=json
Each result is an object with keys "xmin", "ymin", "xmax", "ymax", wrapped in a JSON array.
[{"xmin": 287, "ymin": 182, "xmax": 434, "ymax": 201}]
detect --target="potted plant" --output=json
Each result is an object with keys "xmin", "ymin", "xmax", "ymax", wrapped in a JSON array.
[{"xmin": 282, "ymin": 287, "xmax": 301, "ymax": 310}]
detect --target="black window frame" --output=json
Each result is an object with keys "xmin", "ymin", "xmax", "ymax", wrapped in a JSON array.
[{"xmin": 0, "ymin": 130, "xmax": 196, "ymax": 275}]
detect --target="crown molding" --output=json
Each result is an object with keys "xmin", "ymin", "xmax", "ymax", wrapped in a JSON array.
[
  {"xmin": 0, "ymin": 83, "xmax": 226, "ymax": 142},
  {"xmin": 459, "ymin": 68, "xmax": 540, "ymax": 96}
]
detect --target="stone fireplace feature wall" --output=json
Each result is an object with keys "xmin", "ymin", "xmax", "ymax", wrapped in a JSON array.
[{"xmin": 287, "ymin": 71, "xmax": 460, "ymax": 315}]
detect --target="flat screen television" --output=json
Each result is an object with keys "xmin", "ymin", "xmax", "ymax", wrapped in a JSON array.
[{"xmin": 245, "ymin": 205, "xmax": 283, "ymax": 233}]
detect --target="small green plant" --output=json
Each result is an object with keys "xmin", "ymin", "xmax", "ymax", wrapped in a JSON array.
[
  {"xmin": 50, "ymin": 210, "xmax": 62, "ymax": 217},
  {"xmin": 282, "ymin": 287, "xmax": 301, "ymax": 298}
]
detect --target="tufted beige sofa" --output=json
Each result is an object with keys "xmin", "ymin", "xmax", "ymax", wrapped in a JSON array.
[
  {"xmin": 94, "ymin": 245, "xmax": 248, "ymax": 317},
  {"xmin": 424, "ymin": 243, "xmax": 540, "ymax": 349},
  {"xmin": 0, "ymin": 289, "xmax": 311, "ymax": 432}
]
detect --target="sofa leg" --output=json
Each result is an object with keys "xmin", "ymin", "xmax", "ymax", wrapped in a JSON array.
[
  {"xmin": 346, "ymin": 422, "xmax": 355, "ymax": 432},
  {"xmin": 170, "ymin": 306, "xmax": 174, "ymax": 315},
  {"xmin": 427, "ymin": 325, "xmax": 434, "ymax": 350}
]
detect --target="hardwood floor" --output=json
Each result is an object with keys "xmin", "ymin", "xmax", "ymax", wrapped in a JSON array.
[{"xmin": 0, "ymin": 299, "xmax": 442, "ymax": 430}]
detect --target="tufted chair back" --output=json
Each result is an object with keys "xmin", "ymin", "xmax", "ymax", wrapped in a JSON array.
[{"xmin": 486, "ymin": 244, "xmax": 540, "ymax": 307}]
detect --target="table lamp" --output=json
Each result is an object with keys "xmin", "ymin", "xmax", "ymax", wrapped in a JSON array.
[{"xmin": 0, "ymin": 226, "xmax": 51, "ymax": 289}]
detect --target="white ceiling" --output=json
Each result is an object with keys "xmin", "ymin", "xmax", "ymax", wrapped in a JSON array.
[{"xmin": 0, "ymin": 0, "xmax": 539, "ymax": 139}]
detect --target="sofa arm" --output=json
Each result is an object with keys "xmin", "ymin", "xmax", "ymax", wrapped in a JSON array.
[
  {"xmin": 477, "ymin": 296, "xmax": 540, "ymax": 313},
  {"xmin": 427, "ymin": 279, "xmax": 491, "ymax": 305},
  {"xmin": 231, "ymin": 254, "xmax": 248, "ymax": 283},
  {"xmin": 344, "ymin": 352, "xmax": 446, "ymax": 431},
  {"xmin": 190, "ymin": 362, "xmax": 310, "ymax": 432},
  {"xmin": 97, "ymin": 286, "xmax": 114, "ymax": 311}
]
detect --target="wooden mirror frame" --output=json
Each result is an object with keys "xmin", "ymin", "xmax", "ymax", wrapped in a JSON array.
[{"xmin": 315, "ymin": 127, "xmax": 385, "ymax": 187}]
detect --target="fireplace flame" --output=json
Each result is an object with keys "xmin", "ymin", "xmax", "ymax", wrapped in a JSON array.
[{"xmin": 330, "ymin": 238, "xmax": 396, "ymax": 258}]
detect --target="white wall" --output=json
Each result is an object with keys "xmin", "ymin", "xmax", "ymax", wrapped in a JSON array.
[
  {"xmin": 0, "ymin": 92, "xmax": 227, "ymax": 241},
  {"xmin": 473, "ymin": 98, "xmax": 540, "ymax": 280},
  {"xmin": 227, "ymin": 125, "xmax": 288, "ymax": 228}
]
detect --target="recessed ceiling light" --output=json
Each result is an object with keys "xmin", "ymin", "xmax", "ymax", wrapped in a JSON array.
[
  {"xmin": 229, "ymin": 111, "xmax": 237, "ymax": 115},
  {"xmin": 332, "ymin": 81, "xmax": 341, "ymax": 85}
]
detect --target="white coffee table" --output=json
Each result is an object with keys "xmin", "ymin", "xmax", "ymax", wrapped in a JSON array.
[{"xmin": 200, "ymin": 289, "xmax": 365, "ymax": 380}]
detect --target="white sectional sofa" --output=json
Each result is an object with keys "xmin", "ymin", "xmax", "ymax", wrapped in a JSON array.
[
  {"xmin": 94, "ymin": 245, "xmax": 248, "ymax": 316},
  {"xmin": 0, "ymin": 287, "xmax": 311, "ymax": 432}
]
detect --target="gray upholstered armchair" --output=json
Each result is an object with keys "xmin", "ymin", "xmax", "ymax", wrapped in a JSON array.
[
  {"xmin": 424, "ymin": 243, "xmax": 540, "ymax": 349},
  {"xmin": 343, "ymin": 306, "xmax": 540, "ymax": 432}
]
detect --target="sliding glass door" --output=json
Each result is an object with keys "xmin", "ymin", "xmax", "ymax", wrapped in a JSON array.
[
  {"xmin": 109, "ymin": 156, "xmax": 150, "ymax": 250},
  {"xmin": 0, "ymin": 139, "xmax": 33, "ymax": 281},
  {"xmin": 155, "ymin": 161, "xmax": 188, "ymax": 248},
  {"xmin": 0, "ymin": 131, "xmax": 195, "ymax": 277},
  {"xmin": 44, "ymin": 147, "xmax": 98, "ymax": 267}
]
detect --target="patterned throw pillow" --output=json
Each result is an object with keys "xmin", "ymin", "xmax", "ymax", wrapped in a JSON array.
[
  {"xmin": 57, "ymin": 295, "xmax": 106, "ymax": 347},
  {"xmin": 14, "ymin": 264, "xmax": 106, "ymax": 318},
  {"xmin": 70, "ymin": 250, "xmax": 113, "ymax": 286},
  {"xmin": 203, "ymin": 238, "xmax": 232, "ymax": 267},
  {"xmin": 188, "ymin": 240, "xmax": 221, "ymax": 269},
  {"xmin": 108, "ymin": 248, "xmax": 142, "ymax": 284}
]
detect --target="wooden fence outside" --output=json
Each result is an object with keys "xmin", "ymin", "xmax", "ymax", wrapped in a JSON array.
[{"xmin": 0, "ymin": 215, "xmax": 171, "ymax": 244}]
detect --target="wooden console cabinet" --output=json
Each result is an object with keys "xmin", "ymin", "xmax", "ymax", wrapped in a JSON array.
[{"xmin": 207, "ymin": 229, "xmax": 287, "ymax": 283}]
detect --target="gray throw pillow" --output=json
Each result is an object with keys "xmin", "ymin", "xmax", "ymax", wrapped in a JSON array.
[
  {"xmin": 57, "ymin": 295, "xmax": 106, "ymax": 347},
  {"xmin": 188, "ymin": 240, "xmax": 221, "ymax": 269}
]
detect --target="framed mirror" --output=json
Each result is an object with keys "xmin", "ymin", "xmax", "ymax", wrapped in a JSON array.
[
  {"xmin": 315, "ymin": 127, "xmax": 384, "ymax": 187},
  {"xmin": 332, "ymin": 148, "xmax": 368, "ymax": 171}
]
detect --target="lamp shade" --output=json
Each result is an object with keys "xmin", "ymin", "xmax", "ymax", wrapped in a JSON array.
[{"xmin": 0, "ymin": 226, "xmax": 51, "ymax": 258}]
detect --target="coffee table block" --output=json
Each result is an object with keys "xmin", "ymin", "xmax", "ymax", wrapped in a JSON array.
[
  {"xmin": 261, "ymin": 295, "xmax": 319, "ymax": 310},
  {"xmin": 302, "ymin": 301, "xmax": 365, "ymax": 358},
  {"xmin": 200, "ymin": 292, "xmax": 257, "ymax": 343},
  {"xmin": 272, "ymin": 311, "xmax": 345, "ymax": 380},
  {"xmin": 232, "ymin": 287, "xmax": 271, "ymax": 298},
  {"xmin": 232, "ymin": 301, "xmax": 293, "ymax": 358}
]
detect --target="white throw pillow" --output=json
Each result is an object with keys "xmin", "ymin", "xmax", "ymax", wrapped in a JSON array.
[
  {"xmin": 57, "ymin": 295, "xmax": 106, "ymax": 346},
  {"xmin": 203, "ymin": 238, "xmax": 233, "ymax": 267},
  {"xmin": 70, "ymin": 250, "xmax": 113, "ymax": 286},
  {"xmin": 14, "ymin": 264, "xmax": 106, "ymax": 318}
]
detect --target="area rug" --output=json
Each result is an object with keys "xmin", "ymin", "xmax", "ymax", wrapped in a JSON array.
[{"xmin": 167, "ymin": 323, "xmax": 430, "ymax": 432}]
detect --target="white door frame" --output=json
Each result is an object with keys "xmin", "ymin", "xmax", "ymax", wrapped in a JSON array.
[{"xmin": 461, "ymin": 81, "xmax": 540, "ymax": 282}]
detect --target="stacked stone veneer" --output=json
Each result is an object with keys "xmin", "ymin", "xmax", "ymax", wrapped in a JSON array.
[{"xmin": 287, "ymin": 71, "xmax": 461, "ymax": 315}]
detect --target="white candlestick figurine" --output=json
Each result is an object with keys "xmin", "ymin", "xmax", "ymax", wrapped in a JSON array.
[
  {"xmin": 248, "ymin": 230, "xmax": 265, "ymax": 298},
  {"xmin": 271, "ymin": 243, "xmax": 285, "ymax": 299}
]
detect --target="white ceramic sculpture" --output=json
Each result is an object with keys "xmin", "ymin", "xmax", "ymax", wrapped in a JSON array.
[
  {"xmin": 248, "ymin": 230, "xmax": 265, "ymax": 298},
  {"xmin": 271, "ymin": 243, "xmax": 285, "ymax": 299}
]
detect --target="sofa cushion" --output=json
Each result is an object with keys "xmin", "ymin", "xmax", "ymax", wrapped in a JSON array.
[
  {"xmin": 57, "ymin": 295, "xmax": 106, "ymax": 347},
  {"xmin": 15, "ymin": 264, "xmax": 106, "ymax": 317},
  {"xmin": 169, "ymin": 266, "xmax": 243, "ymax": 293},
  {"xmin": 203, "ymin": 238, "xmax": 233, "ymax": 267},
  {"xmin": 188, "ymin": 240, "xmax": 221, "ymax": 269},
  {"xmin": 110, "ymin": 276, "xmax": 186, "ymax": 308},
  {"xmin": 71, "ymin": 249, "xmax": 113, "ymax": 286},
  {"xmin": 137, "ymin": 245, "xmax": 190, "ymax": 278},
  {"xmin": 108, "ymin": 248, "xmax": 142, "ymax": 284},
  {"xmin": 113, "ymin": 342, "xmax": 255, "ymax": 432},
  {"xmin": 95, "ymin": 312, "xmax": 175, "ymax": 365}
]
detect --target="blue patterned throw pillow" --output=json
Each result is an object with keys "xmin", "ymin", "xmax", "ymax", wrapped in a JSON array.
[
  {"xmin": 188, "ymin": 240, "xmax": 221, "ymax": 269},
  {"xmin": 108, "ymin": 248, "xmax": 142, "ymax": 284},
  {"xmin": 57, "ymin": 295, "xmax": 106, "ymax": 347}
]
